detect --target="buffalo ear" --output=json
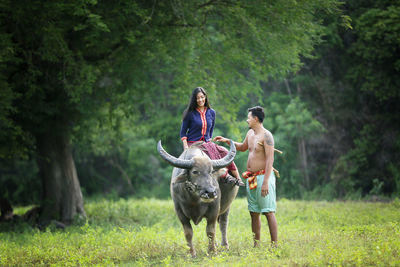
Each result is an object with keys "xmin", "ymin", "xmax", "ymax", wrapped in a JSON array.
[{"xmin": 173, "ymin": 173, "xmax": 188, "ymax": 184}]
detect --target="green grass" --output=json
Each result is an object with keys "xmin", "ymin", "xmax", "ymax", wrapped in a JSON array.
[{"xmin": 1, "ymin": 198, "xmax": 400, "ymax": 266}]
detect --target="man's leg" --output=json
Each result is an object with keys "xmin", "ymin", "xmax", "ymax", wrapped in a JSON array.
[
  {"xmin": 250, "ymin": 211, "xmax": 261, "ymax": 247},
  {"xmin": 264, "ymin": 212, "xmax": 278, "ymax": 246}
]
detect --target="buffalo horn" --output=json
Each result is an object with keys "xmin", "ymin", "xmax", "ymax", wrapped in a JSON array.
[
  {"xmin": 157, "ymin": 140, "xmax": 195, "ymax": 169},
  {"xmin": 212, "ymin": 140, "xmax": 236, "ymax": 169}
]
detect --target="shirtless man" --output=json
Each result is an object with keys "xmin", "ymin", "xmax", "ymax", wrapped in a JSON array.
[{"xmin": 214, "ymin": 106, "xmax": 277, "ymax": 247}]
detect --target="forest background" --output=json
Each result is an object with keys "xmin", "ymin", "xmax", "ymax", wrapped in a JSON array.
[{"xmin": 0, "ymin": 0, "xmax": 399, "ymax": 223}]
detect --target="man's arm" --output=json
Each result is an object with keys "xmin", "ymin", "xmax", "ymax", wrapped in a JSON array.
[
  {"xmin": 261, "ymin": 131, "xmax": 274, "ymax": 197},
  {"xmin": 213, "ymin": 131, "xmax": 250, "ymax": 152}
]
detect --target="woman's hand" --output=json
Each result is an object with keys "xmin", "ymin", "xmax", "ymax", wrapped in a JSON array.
[{"xmin": 182, "ymin": 139, "xmax": 189, "ymax": 150}]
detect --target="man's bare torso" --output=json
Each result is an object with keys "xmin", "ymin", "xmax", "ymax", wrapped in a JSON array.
[{"xmin": 247, "ymin": 129, "xmax": 271, "ymax": 172}]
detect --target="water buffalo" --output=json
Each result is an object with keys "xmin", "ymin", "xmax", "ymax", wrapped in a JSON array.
[{"xmin": 157, "ymin": 141, "xmax": 239, "ymax": 257}]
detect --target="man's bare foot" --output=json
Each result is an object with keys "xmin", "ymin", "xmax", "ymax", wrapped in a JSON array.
[{"xmin": 254, "ymin": 240, "xmax": 260, "ymax": 248}]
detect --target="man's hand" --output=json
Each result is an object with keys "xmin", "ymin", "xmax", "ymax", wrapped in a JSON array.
[
  {"xmin": 213, "ymin": 136, "xmax": 227, "ymax": 143},
  {"xmin": 261, "ymin": 181, "xmax": 269, "ymax": 197}
]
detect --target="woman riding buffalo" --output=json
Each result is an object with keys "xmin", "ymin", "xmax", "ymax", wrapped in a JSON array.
[{"xmin": 180, "ymin": 87, "xmax": 244, "ymax": 187}]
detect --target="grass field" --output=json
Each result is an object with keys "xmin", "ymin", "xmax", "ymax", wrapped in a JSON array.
[{"xmin": 1, "ymin": 197, "xmax": 399, "ymax": 266}]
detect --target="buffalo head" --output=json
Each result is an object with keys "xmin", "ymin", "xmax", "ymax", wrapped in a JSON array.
[{"xmin": 157, "ymin": 140, "xmax": 236, "ymax": 203}]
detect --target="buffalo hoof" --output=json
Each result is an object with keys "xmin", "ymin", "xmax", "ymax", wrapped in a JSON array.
[
  {"xmin": 221, "ymin": 243, "xmax": 229, "ymax": 250},
  {"xmin": 207, "ymin": 242, "xmax": 217, "ymax": 256},
  {"xmin": 207, "ymin": 248, "xmax": 218, "ymax": 257}
]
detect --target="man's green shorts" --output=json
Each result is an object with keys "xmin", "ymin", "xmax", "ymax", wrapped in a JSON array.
[{"xmin": 245, "ymin": 171, "xmax": 276, "ymax": 213}]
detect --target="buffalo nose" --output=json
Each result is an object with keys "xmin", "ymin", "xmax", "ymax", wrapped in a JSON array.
[
  {"xmin": 207, "ymin": 190, "xmax": 217, "ymax": 199},
  {"xmin": 200, "ymin": 188, "xmax": 217, "ymax": 199},
  {"xmin": 207, "ymin": 190, "xmax": 217, "ymax": 198}
]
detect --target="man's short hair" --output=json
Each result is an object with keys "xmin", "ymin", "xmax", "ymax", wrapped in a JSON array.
[{"xmin": 248, "ymin": 106, "xmax": 265, "ymax": 123}]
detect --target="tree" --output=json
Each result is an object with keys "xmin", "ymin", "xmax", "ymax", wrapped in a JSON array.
[
  {"xmin": 0, "ymin": 0, "xmax": 341, "ymax": 220},
  {"xmin": 1, "ymin": 1, "xmax": 151, "ymax": 223},
  {"xmin": 276, "ymin": 0, "xmax": 400, "ymax": 198}
]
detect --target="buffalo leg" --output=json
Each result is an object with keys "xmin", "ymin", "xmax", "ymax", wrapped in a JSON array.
[
  {"xmin": 181, "ymin": 219, "xmax": 196, "ymax": 257},
  {"xmin": 206, "ymin": 218, "xmax": 217, "ymax": 254},
  {"xmin": 218, "ymin": 208, "xmax": 230, "ymax": 249},
  {"xmin": 183, "ymin": 224, "xmax": 196, "ymax": 257}
]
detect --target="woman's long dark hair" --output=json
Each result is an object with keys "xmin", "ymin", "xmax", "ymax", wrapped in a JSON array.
[{"xmin": 182, "ymin": 87, "xmax": 211, "ymax": 120}]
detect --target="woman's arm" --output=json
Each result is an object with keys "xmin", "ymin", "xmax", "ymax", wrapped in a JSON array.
[{"xmin": 180, "ymin": 113, "xmax": 190, "ymax": 149}]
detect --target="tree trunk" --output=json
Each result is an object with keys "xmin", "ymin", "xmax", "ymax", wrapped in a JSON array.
[
  {"xmin": 284, "ymin": 78, "xmax": 292, "ymax": 98},
  {"xmin": 298, "ymin": 138, "xmax": 310, "ymax": 190},
  {"xmin": 36, "ymin": 133, "xmax": 86, "ymax": 224}
]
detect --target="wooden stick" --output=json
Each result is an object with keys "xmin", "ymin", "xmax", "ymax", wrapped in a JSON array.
[
  {"xmin": 257, "ymin": 142, "xmax": 283, "ymax": 154},
  {"xmin": 273, "ymin": 167, "xmax": 280, "ymax": 178},
  {"xmin": 256, "ymin": 142, "xmax": 282, "ymax": 178}
]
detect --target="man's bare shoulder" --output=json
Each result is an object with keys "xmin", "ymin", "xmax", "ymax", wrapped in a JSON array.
[
  {"xmin": 263, "ymin": 129, "xmax": 274, "ymax": 147},
  {"xmin": 245, "ymin": 129, "xmax": 254, "ymax": 138}
]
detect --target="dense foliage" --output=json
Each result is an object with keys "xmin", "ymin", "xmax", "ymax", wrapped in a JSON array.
[
  {"xmin": 281, "ymin": 0, "xmax": 400, "ymax": 199},
  {"xmin": 0, "ymin": 0, "xmax": 399, "ymax": 206}
]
